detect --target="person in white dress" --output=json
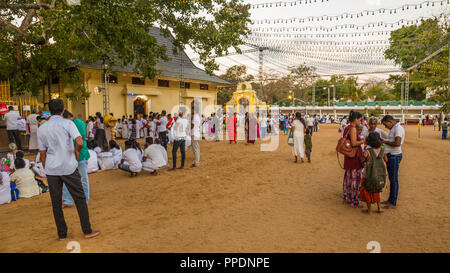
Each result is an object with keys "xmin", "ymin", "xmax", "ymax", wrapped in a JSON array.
[
  {"xmin": 109, "ymin": 140, "xmax": 123, "ymax": 168},
  {"xmin": 121, "ymin": 116, "xmax": 129, "ymax": 139},
  {"xmin": 0, "ymin": 172, "xmax": 11, "ymax": 205},
  {"xmin": 290, "ymin": 112, "xmax": 306, "ymax": 163},
  {"xmin": 31, "ymin": 152, "xmax": 46, "ymax": 178},
  {"xmin": 27, "ymin": 109, "xmax": 39, "ymax": 151}
]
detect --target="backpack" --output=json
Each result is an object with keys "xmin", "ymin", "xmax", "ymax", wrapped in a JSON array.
[
  {"xmin": 10, "ymin": 183, "xmax": 19, "ymax": 201},
  {"xmin": 363, "ymin": 148, "xmax": 387, "ymax": 193}
]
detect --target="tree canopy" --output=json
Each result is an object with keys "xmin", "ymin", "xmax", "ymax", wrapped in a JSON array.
[
  {"xmin": 0, "ymin": 0, "xmax": 251, "ymax": 97},
  {"xmin": 384, "ymin": 17, "xmax": 449, "ymax": 111}
]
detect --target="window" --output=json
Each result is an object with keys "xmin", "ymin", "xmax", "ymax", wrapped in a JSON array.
[
  {"xmin": 180, "ymin": 81, "xmax": 190, "ymax": 89},
  {"xmin": 132, "ymin": 77, "xmax": 145, "ymax": 85},
  {"xmin": 200, "ymin": 84, "xmax": 209, "ymax": 90},
  {"xmin": 158, "ymin": 79, "xmax": 170, "ymax": 87},
  {"xmin": 102, "ymin": 73, "xmax": 118, "ymax": 84}
]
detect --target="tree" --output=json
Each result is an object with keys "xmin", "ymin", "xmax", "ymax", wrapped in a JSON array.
[
  {"xmin": 384, "ymin": 17, "xmax": 449, "ymax": 111},
  {"xmin": 217, "ymin": 65, "xmax": 254, "ymax": 105},
  {"xmin": 0, "ymin": 0, "xmax": 251, "ymax": 97}
]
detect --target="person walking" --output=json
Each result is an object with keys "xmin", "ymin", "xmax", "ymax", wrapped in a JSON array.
[
  {"xmin": 37, "ymin": 99, "xmax": 100, "ymax": 240},
  {"xmin": 306, "ymin": 114, "xmax": 314, "ymax": 136},
  {"xmin": 290, "ymin": 112, "xmax": 306, "ymax": 163},
  {"xmin": 191, "ymin": 102, "xmax": 201, "ymax": 168},
  {"xmin": 442, "ymin": 118, "xmax": 448, "ymax": 140},
  {"xmin": 381, "ymin": 115, "xmax": 405, "ymax": 209},
  {"xmin": 169, "ymin": 111, "xmax": 188, "ymax": 171},
  {"xmin": 5, "ymin": 106, "xmax": 22, "ymax": 150},
  {"xmin": 342, "ymin": 110, "xmax": 364, "ymax": 208},
  {"xmin": 62, "ymin": 110, "xmax": 91, "ymax": 209},
  {"xmin": 27, "ymin": 109, "xmax": 39, "ymax": 152}
]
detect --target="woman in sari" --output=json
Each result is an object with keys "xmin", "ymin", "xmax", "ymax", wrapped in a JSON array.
[
  {"xmin": 246, "ymin": 113, "xmax": 257, "ymax": 144},
  {"xmin": 228, "ymin": 113, "xmax": 237, "ymax": 144},
  {"xmin": 342, "ymin": 110, "xmax": 364, "ymax": 208}
]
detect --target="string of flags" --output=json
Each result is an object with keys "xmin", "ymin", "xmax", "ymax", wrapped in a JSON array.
[
  {"xmin": 250, "ymin": 0, "xmax": 449, "ymax": 25},
  {"xmin": 249, "ymin": 0, "xmax": 330, "ymax": 10}
]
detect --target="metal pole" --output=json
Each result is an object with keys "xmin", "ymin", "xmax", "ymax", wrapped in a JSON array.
[
  {"xmin": 327, "ymin": 87, "xmax": 330, "ymax": 107},
  {"xmin": 312, "ymin": 85, "xmax": 315, "ymax": 106},
  {"xmin": 333, "ymin": 85, "xmax": 336, "ymax": 106}
]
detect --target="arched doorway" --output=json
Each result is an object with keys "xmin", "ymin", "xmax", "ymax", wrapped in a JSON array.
[
  {"xmin": 134, "ymin": 97, "xmax": 146, "ymax": 117},
  {"xmin": 239, "ymin": 97, "xmax": 249, "ymax": 114}
]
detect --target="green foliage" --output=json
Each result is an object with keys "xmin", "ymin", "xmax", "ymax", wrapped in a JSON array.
[
  {"xmin": 368, "ymin": 106, "xmax": 383, "ymax": 117},
  {"xmin": 384, "ymin": 17, "xmax": 449, "ymax": 109},
  {"xmin": 217, "ymin": 65, "xmax": 254, "ymax": 105},
  {"xmin": 0, "ymin": 0, "xmax": 251, "ymax": 96}
]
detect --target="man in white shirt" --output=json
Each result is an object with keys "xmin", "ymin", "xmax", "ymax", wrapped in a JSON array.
[
  {"xmin": 381, "ymin": 115, "xmax": 405, "ymax": 210},
  {"xmin": 190, "ymin": 101, "xmax": 201, "ymax": 168},
  {"xmin": 142, "ymin": 138, "xmax": 168, "ymax": 173},
  {"xmin": 157, "ymin": 110, "xmax": 168, "ymax": 149},
  {"xmin": 5, "ymin": 106, "xmax": 22, "ymax": 150},
  {"xmin": 170, "ymin": 111, "xmax": 188, "ymax": 171},
  {"xmin": 37, "ymin": 99, "xmax": 100, "ymax": 240}
]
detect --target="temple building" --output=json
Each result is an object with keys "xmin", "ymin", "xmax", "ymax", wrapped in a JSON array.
[{"xmin": 49, "ymin": 27, "xmax": 231, "ymax": 120}]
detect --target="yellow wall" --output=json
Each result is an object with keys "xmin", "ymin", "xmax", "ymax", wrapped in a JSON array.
[{"xmin": 68, "ymin": 68, "xmax": 219, "ymax": 120}]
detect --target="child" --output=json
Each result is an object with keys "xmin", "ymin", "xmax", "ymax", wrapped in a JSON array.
[
  {"xmin": 87, "ymin": 140, "xmax": 99, "ymax": 173},
  {"xmin": 7, "ymin": 143, "xmax": 17, "ymax": 170},
  {"xmin": 10, "ymin": 158, "xmax": 42, "ymax": 198},
  {"xmin": 359, "ymin": 132, "xmax": 387, "ymax": 214},
  {"xmin": 129, "ymin": 119, "xmax": 137, "ymax": 141},
  {"xmin": 119, "ymin": 140, "xmax": 142, "ymax": 177},
  {"xmin": 132, "ymin": 140, "xmax": 143, "ymax": 161},
  {"xmin": 109, "ymin": 140, "xmax": 123, "ymax": 168},
  {"xmin": 304, "ymin": 128, "xmax": 312, "ymax": 163}
]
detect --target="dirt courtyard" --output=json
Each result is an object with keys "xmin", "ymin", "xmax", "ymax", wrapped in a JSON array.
[{"xmin": 1, "ymin": 124, "xmax": 449, "ymax": 253}]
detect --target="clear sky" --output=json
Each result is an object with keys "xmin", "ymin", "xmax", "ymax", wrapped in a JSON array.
[{"xmin": 188, "ymin": 0, "xmax": 449, "ymax": 82}]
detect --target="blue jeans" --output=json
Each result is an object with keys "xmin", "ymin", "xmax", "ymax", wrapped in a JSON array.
[
  {"xmin": 443, "ymin": 130, "xmax": 448, "ymax": 140},
  {"xmin": 63, "ymin": 160, "xmax": 89, "ymax": 206},
  {"xmin": 260, "ymin": 127, "xmax": 267, "ymax": 139},
  {"xmin": 387, "ymin": 154, "xmax": 402, "ymax": 206}
]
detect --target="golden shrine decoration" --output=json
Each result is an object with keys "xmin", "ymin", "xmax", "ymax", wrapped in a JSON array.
[
  {"xmin": 1, "ymin": 80, "xmax": 40, "ymax": 117},
  {"xmin": 225, "ymin": 82, "xmax": 268, "ymax": 113}
]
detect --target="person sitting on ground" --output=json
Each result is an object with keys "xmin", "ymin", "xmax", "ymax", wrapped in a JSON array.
[
  {"xmin": 142, "ymin": 137, "xmax": 168, "ymax": 174},
  {"xmin": 31, "ymin": 152, "xmax": 46, "ymax": 178},
  {"xmin": 0, "ymin": 172, "xmax": 11, "ymax": 205},
  {"xmin": 109, "ymin": 140, "xmax": 123, "ymax": 168},
  {"xmin": 10, "ymin": 158, "xmax": 42, "ymax": 198},
  {"xmin": 132, "ymin": 140, "xmax": 144, "ymax": 161},
  {"xmin": 119, "ymin": 140, "xmax": 142, "ymax": 177},
  {"xmin": 359, "ymin": 132, "xmax": 387, "ymax": 214},
  {"xmin": 86, "ymin": 140, "xmax": 99, "ymax": 173},
  {"xmin": 15, "ymin": 150, "xmax": 30, "ymax": 169}
]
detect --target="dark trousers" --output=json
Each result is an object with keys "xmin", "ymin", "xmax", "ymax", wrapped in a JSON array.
[
  {"xmin": 47, "ymin": 169, "xmax": 92, "ymax": 238},
  {"xmin": 307, "ymin": 126, "xmax": 314, "ymax": 135},
  {"xmin": 159, "ymin": 131, "xmax": 167, "ymax": 149},
  {"xmin": 387, "ymin": 154, "xmax": 402, "ymax": 206},
  {"xmin": 313, "ymin": 123, "xmax": 318, "ymax": 132},
  {"xmin": 443, "ymin": 130, "xmax": 448, "ymax": 140},
  {"xmin": 172, "ymin": 140, "xmax": 185, "ymax": 168},
  {"xmin": 7, "ymin": 130, "xmax": 22, "ymax": 150},
  {"xmin": 306, "ymin": 148, "xmax": 311, "ymax": 160}
]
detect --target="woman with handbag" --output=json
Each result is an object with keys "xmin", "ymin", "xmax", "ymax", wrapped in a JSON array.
[
  {"xmin": 290, "ymin": 112, "xmax": 306, "ymax": 163},
  {"xmin": 342, "ymin": 110, "xmax": 364, "ymax": 208}
]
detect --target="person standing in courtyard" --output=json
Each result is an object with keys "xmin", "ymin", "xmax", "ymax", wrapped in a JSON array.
[
  {"xmin": 170, "ymin": 111, "xmax": 188, "ymax": 171},
  {"xmin": 157, "ymin": 110, "xmax": 168, "ymax": 149},
  {"xmin": 37, "ymin": 99, "xmax": 100, "ymax": 240},
  {"xmin": 27, "ymin": 109, "xmax": 39, "ymax": 152},
  {"xmin": 228, "ymin": 112, "xmax": 237, "ymax": 144},
  {"xmin": 5, "ymin": 106, "xmax": 22, "ymax": 150},
  {"xmin": 442, "ymin": 118, "xmax": 448, "ymax": 140},
  {"xmin": 94, "ymin": 112, "xmax": 108, "ymax": 151},
  {"xmin": 61, "ymin": 110, "xmax": 91, "ymax": 209},
  {"xmin": 342, "ymin": 110, "xmax": 364, "ymax": 208},
  {"xmin": 290, "ymin": 112, "xmax": 306, "ymax": 163},
  {"xmin": 191, "ymin": 101, "xmax": 201, "ymax": 168},
  {"xmin": 381, "ymin": 115, "xmax": 405, "ymax": 210}
]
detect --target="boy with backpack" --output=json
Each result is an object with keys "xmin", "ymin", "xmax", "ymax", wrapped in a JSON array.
[{"xmin": 359, "ymin": 132, "xmax": 387, "ymax": 214}]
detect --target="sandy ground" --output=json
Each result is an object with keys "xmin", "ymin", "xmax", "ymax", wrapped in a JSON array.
[{"xmin": 1, "ymin": 124, "xmax": 449, "ymax": 253}]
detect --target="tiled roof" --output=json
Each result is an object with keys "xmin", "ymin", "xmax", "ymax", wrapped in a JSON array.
[{"xmin": 80, "ymin": 27, "xmax": 231, "ymax": 86}]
